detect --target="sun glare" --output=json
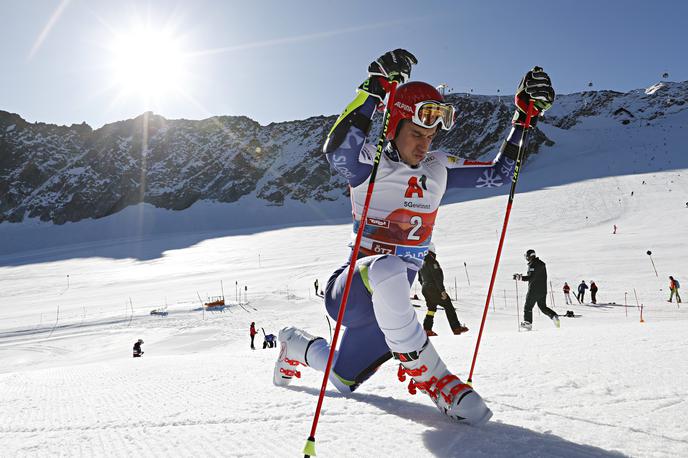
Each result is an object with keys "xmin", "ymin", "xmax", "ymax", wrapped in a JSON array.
[{"xmin": 109, "ymin": 26, "xmax": 188, "ymax": 100}]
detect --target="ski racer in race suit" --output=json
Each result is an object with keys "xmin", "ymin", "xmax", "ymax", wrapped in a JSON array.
[{"xmin": 273, "ymin": 49, "xmax": 555, "ymax": 424}]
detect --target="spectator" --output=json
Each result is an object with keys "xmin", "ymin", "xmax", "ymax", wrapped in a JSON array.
[
  {"xmin": 563, "ymin": 282, "xmax": 572, "ymax": 305},
  {"xmin": 590, "ymin": 281, "xmax": 599, "ymax": 304},
  {"xmin": 577, "ymin": 280, "xmax": 588, "ymax": 303},
  {"xmin": 250, "ymin": 322, "xmax": 257, "ymax": 350}
]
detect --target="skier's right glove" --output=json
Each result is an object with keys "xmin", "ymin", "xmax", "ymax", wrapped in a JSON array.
[
  {"xmin": 358, "ymin": 49, "xmax": 418, "ymax": 101},
  {"xmin": 512, "ymin": 66, "xmax": 555, "ymax": 128},
  {"xmin": 513, "ymin": 273, "xmax": 522, "ymax": 281}
]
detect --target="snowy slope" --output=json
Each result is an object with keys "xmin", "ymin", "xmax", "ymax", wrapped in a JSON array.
[{"xmin": 1, "ymin": 160, "xmax": 687, "ymax": 456}]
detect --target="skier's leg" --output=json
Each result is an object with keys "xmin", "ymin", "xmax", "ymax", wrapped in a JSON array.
[
  {"xmin": 523, "ymin": 295, "xmax": 535, "ymax": 323},
  {"xmin": 423, "ymin": 302, "xmax": 437, "ymax": 333},
  {"xmin": 536, "ymin": 295, "xmax": 556, "ymax": 319},
  {"xmin": 367, "ymin": 255, "xmax": 491, "ymax": 424},
  {"xmin": 669, "ymin": 289, "xmax": 674, "ymax": 302}
]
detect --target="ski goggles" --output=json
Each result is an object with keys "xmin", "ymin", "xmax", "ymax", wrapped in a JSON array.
[{"xmin": 412, "ymin": 101, "xmax": 456, "ymax": 130}]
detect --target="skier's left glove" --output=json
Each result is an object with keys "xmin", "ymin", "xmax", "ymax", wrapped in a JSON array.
[
  {"xmin": 512, "ymin": 67, "xmax": 555, "ymax": 128},
  {"xmin": 513, "ymin": 273, "xmax": 522, "ymax": 281}
]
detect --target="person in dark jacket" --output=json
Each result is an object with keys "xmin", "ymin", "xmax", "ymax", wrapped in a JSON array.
[
  {"xmin": 418, "ymin": 243, "xmax": 468, "ymax": 336},
  {"xmin": 250, "ymin": 322, "xmax": 257, "ymax": 350},
  {"xmin": 514, "ymin": 249, "xmax": 559, "ymax": 330},
  {"xmin": 577, "ymin": 280, "xmax": 588, "ymax": 303},
  {"xmin": 133, "ymin": 339, "xmax": 144, "ymax": 358},
  {"xmin": 590, "ymin": 281, "xmax": 599, "ymax": 304}
]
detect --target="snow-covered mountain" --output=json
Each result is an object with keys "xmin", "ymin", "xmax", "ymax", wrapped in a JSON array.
[{"xmin": 2, "ymin": 81, "xmax": 686, "ymax": 226}]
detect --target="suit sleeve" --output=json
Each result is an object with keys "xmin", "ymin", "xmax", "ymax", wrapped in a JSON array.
[{"xmin": 324, "ymin": 92, "xmax": 378, "ymax": 187}]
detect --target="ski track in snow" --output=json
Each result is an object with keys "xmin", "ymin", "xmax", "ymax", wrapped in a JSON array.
[{"xmin": 1, "ymin": 165, "xmax": 688, "ymax": 456}]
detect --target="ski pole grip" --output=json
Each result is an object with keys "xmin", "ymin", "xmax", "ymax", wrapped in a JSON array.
[{"xmin": 523, "ymin": 100, "xmax": 536, "ymax": 129}]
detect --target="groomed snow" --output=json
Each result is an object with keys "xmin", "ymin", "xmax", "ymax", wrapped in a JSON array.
[{"xmin": 1, "ymin": 158, "xmax": 687, "ymax": 456}]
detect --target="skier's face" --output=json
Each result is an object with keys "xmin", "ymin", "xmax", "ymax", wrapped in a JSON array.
[{"xmin": 395, "ymin": 121, "xmax": 438, "ymax": 166}]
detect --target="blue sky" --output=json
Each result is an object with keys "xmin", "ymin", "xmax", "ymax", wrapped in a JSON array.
[{"xmin": 1, "ymin": 0, "xmax": 686, "ymax": 128}]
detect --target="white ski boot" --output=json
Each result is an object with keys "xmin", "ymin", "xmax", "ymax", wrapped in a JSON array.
[
  {"xmin": 520, "ymin": 321, "xmax": 532, "ymax": 331},
  {"xmin": 273, "ymin": 327, "xmax": 324, "ymax": 386},
  {"xmin": 395, "ymin": 339, "xmax": 492, "ymax": 425}
]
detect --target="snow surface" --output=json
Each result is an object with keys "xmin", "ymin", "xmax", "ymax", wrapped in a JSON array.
[{"xmin": 1, "ymin": 109, "xmax": 688, "ymax": 456}]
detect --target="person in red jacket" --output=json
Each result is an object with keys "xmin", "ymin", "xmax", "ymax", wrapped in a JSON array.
[
  {"xmin": 250, "ymin": 322, "xmax": 257, "ymax": 350},
  {"xmin": 563, "ymin": 282, "xmax": 572, "ymax": 305}
]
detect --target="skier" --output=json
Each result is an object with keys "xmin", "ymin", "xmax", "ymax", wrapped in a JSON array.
[
  {"xmin": 418, "ymin": 243, "xmax": 469, "ymax": 336},
  {"xmin": 563, "ymin": 282, "xmax": 572, "ymax": 305},
  {"xmin": 668, "ymin": 276, "xmax": 682, "ymax": 303},
  {"xmin": 590, "ymin": 281, "xmax": 599, "ymax": 304},
  {"xmin": 577, "ymin": 280, "xmax": 588, "ymax": 303},
  {"xmin": 250, "ymin": 322, "xmax": 257, "ymax": 350},
  {"xmin": 513, "ymin": 249, "xmax": 560, "ymax": 330},
  {"xmin": 273, "ymin": 49, "xmax": 555, "ymax": 425},
  {"xmin": 133, "ymin": 339, "xmax": 144, "ymax": 358},
  {"xmin": 314, "ymin": 279, "xmax": 319, "ymax": 295},
  {"xmin": 613, "ymin": 224, "xmax": 617, "ymax": 234}
]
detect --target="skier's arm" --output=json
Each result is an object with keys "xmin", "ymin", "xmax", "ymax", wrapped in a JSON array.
[
  {"xmin": 324, "ymin": 49, "xmax": 417, "ymax": 188},
  {"xmin": 442, "ymin": 67, "xmax": 555, "ymax": 190}
]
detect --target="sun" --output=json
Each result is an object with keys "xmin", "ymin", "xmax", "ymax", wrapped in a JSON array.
[{"xmin": 108, "ymin": 25, "xmax": 189, "ymax": 100}]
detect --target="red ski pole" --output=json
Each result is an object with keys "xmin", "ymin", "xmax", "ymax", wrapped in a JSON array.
[
  {"xmin": 467, "ymin": 100, "xmax": 535, "ymax": 385},
  {"xmin": 303, "ymin": 80, "xmax": 398, "ymax": 458}
]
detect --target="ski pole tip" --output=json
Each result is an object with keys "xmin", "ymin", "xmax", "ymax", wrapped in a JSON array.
[{"xmin": 303, "ymin": 436, "xmax": 316, "ymax": 457}]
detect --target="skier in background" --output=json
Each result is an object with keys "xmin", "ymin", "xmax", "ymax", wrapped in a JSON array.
[
  {"xmin": 418, "ymin": 243, "xmax": 469, "ymax": 336},
  {"xmin": 314, "ymin": 279, "xmax": 319, "ymax": 295},
  {"xmin": 133, "ymin": 339, "xmax": 144, "ymax": 358},
  {"xmin": 668, "ymin": 276, "xmax": 682, "ymax": 303},
  {"xmin": 514, "ymin": 249, "xmax": 560, "ymax": 330},
  {"xmin": 272, "ymin": 48, "xmax": 555, "ymax": 424},
  {"xmin": 590, "ymin": 281, "xmax": 599, "ymax": 304},
  {"xmin": 250, "ymin": 322, "xmax": 257, "ymax": 350},
  {"xmin": 577, "ymin": 280, "xmax": 589, "ymax": 303},
  {"xmin": 563, "ymin": 282, "xmax": 572, "ymax": 305}
]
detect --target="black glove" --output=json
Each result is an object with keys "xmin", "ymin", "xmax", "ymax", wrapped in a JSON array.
[
  {"xmin": 358, "ymin": 49, "xmax": 417, "ymax": 101},
  {"xmin": 368, "ymin": 49, "xmax": 417, "ymax": 84},
  {"xmin": 513, "ymin": 273, "xmax": 523, "ymax": 280},
  {"xmin": 512, "ymin": 66, "xmax": 555, "ymax": 128}
]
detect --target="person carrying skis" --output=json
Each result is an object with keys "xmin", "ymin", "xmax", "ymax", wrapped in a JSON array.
[
  {"xmin": 418, "ymin": 243, "xmax": 469, "ymax": 336},
  {"xmin": 133, "ymin": 339, "xmax": 144, "ymax": 358},
  {"xmin": 250, "ymin": 322, "xmax": 257, "ymax": 350},
  {"xmin": 272, "ymin": 49, "xmax": 555, "ymax": 425},
  {"xmin": 590, "ymin": 281, "xmax": 599, "ymax": 304},
  {"xmin": 577, "ymin": 280, "xmax": 588, "ymax": 303},
  {"xmin": 513, "ymin": 249, "xmax": 560, "ymax": 330},
  {"xmin": 563, "ymin": 282, "xmax": 572, "ymax": 305},
  {"xmin": 668, "ymin": 276, "xmax": 682, "ymax": 303}
]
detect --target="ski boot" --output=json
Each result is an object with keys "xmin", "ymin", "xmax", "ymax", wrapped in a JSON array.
[
  {"xmin": 551, "ymin": 315, "xmax": 560, "ymax": 328},
  {"xmin": 425, "ymin": 329, "xmax": 438, "ymax": 337},
  {"xmin": 520, "ymin": 321, "xmax": 532, "ymax": 331},
  {"xmin": 273, "ymin": 327, "xmax": 324, "ymax": 387},
  {"xmin": 395, "ymin": 339, "xmax": 492, "ymax": 425},
  {"xmin": 452, "ymin": 325, "xmax": 469, "ymax": 335}
]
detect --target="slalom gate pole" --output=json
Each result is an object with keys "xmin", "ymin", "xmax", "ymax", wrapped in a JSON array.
[
  {"xmin": 624, "ymin": 292, "xmax": 628, "ymax": 317},
  {"xmin": 646, "ymin": 251, "xmax": 658, "ymax": 277},
  {"xmin": 464, "ymin": 262, "xmax": 471, "ymax": 286},
  {"xmin": 467, "ymin": 101, "xmax": 535, "ymax": 385},
  {"xmin": 633, "ymin": 288, "xmax": 640, "ymax": 309},
  {"xmin": 303, "ymin": 80, "xmax": 398, "ymax": 458}
]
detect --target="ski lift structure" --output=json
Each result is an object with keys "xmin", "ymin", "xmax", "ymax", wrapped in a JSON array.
[{"xmin": 435, "ymin": 83, "xmax": 452, "ymax": 97}]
